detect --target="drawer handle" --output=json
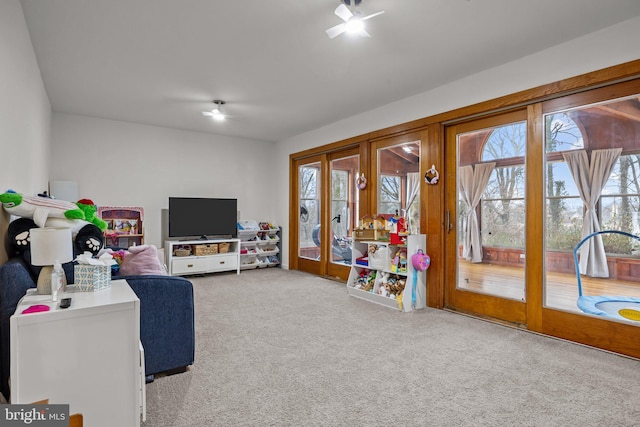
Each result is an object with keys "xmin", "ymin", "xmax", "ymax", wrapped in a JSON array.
[
  {"xmin": 220, "ymin": 261, "xmax": 225, "ymax": 265},
  {"xmin": 187, "ymin": 264, "xmax": 194, "ymax": 268}
]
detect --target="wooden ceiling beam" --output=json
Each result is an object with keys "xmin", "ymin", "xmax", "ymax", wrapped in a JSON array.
[{"xmin": 592, "ymin": 104, "xmax": 640, "ymax": 122}]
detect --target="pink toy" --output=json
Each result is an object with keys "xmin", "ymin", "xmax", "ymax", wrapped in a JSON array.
[
  {"xmin": 411, "ymin": 249, "xmax": 431, "ymax": 271},
  {"xmin": 22, "ymin": 304, "xmax": 50, "ymax": 314}
]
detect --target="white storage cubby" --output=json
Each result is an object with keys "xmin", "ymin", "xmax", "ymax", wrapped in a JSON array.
[
  {"xmin": 237, "ymin": 220, "xmax": 281, "ymax": 270},
  {"xmin": 347, "ymin": 234, "xmax": 427, "ymax": 312},
  {"xmin": 165, "ymin": 238, "xmax": 240, "ymax": 276}
]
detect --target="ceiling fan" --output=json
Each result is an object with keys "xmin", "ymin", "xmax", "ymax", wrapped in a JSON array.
[
  {"xmin": 325, "ymin": 0, "xmax": 385, "ymax": 39},
  {"xmin": 202, "ymin": 100, "xmax": 226, "ymax": 121}
]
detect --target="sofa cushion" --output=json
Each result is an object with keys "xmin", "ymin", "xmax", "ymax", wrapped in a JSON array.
[{"xmin": 118, "ymin": 245, "xmax": 166, "ymax": 276}]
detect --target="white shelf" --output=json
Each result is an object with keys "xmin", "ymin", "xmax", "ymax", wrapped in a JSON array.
[
  {"xmin": 238, "ymin": 221, "xmax": 281, "ymax": 270},
  {"xmin": 11, "ymin": 281, "xmax": 143, "ymax": 426},
  {"xmin": 346, "ymin": 234, "xmax": 427, "ymax": 312},
  {"xmin": 165, "ymin": 238, "xmax": 240, "ymax": 276},
  {"xmin": 347, "ymin": 285, "xmax": 403, "ymax": 310}
]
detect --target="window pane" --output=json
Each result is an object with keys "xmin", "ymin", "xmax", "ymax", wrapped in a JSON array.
[
  {"xmin": 546, "ymin": 161, "xmax": 579, "ymax": 197},
  {"xmin": 545, "ymin": 113, "xmax": 584, "ymax": 153},
  {"xmin": 481, "ymin": 166, "xmax": 525, "ymax": 248},
  {"xmin": 298, "ymin": 163, "xmax": 321, "ymax": 260},
  {"xmin": 377, "ymin": 141, "xmax": 420, "ymax": 232},
  {"xmin": 481, "ymin": 199, "xmax": 525, "ymax": 248},
  {"xmin": 457, "ymin": 119, "xmax": 526, "ymax": 302},
  {"xmin": 332, "ymin": 170, "xmax": 348, "ymax": 200},
  {"xmin": 543, "ymin": 94, "xmax": 640, "ymax": 318},
  {"xmin": 482, "ymin": 122, "xmax": 526, "ymax": 161},
  {"xmin": 379, "ymin": 175, "xmax": 401, "ymax": 215},
  {"xmin": 545, "ymin": 197, "xmax": 583, "ymax": 251},
  {"xmin": 330, "ymin": 155, "xmax": 359, "ymax": 265}
]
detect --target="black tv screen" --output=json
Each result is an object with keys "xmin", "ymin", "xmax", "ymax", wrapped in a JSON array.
[{"xmin": 169, "ymin": 197, "xmax": 237, "ymax": 239}]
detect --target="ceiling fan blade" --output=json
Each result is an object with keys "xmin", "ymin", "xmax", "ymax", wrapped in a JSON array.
[
  {"xmin": 359, "ymin": 28, "xmax": 371, "ymax": 38},
  {"xmin": 202, "ymin": 111, "xmax": 214, "ymax": 117},
  {"xmin": 326, "ymin": 23, "xmax": 346, "ymax": 39},
  {"xmin": 334, "ymin": 4, "xmax": 353, "ymax": 22},
  {"xmin": 361, "ymin": 10, "xmax": 384, "ymax": 21}
]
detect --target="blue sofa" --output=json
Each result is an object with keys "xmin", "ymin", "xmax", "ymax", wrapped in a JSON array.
[{"xmin": 0, "ymin": 256, "xmax": 195, "ymax": 401}]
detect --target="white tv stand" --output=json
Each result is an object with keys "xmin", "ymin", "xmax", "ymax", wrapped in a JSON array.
[{"xmin": 165, "ymin": 238, "xmax": 240, "ymax": 276}]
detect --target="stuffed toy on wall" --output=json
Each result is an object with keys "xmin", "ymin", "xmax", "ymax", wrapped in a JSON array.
[
  {"xmin": 75, "ymin": 198, "xmax": 108, "ymax": 231},
  {"xmin": 5, "ymin": 217, "xmax": 104, "ymax": 258},
  {"xmin": 0, "ymin": 190, "xmax": 107, "ymax": 231},
  {"xmin": 2, "ymin": 190, "xmax": 106, "ymax": 258}
]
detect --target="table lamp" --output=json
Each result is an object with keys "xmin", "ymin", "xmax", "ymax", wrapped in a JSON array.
[{"xmin": 30, "ymin": 227, "xmax": 73, "ymax": 295}]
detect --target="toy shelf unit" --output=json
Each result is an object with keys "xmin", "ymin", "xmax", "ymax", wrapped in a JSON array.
[
  {"xmin": 347, "ymin": 234, "xmax": 426, "ymax": 312},
  {"xmin": 165, "ymin": 238, "xmax": 240, "ymax": 276},
  {"xmin": 98, "ymin": 206, "xmax": 144, "ymax": 248},
  {"xmin": 237, "ymin": 220, "xmax": 281, "ymax": 270}
]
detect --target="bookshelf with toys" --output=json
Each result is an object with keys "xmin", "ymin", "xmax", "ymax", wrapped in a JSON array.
[
  {"xmin": 237, "ymin": 220, "xmax": 281, "ymax": 270},
  {"xmin": 98, "ymin": 206, "xmax": 144, "ymax": 248},
  {"xmin": 347, "ymin": 215, "xmax": 427, "ymax": 312}
]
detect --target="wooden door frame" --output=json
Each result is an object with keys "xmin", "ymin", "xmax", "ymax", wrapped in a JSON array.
[
  {"xmin": 444, "ymin": 110, "xmax": 528, "ymax": 325},
  {"xmin": 290, "ymin": 154, "xmax": 324, "ymax": 276},
  {"xmin": 369, "ymin": 132, "xmax": 423, "ymax": 218},
  {"xmin": 290, "ymin": 147, "xmax": 365, "ymax": 281},
  {"xmin": 326, "ymin": 147, "xmax": 361, "ymax": 280}
]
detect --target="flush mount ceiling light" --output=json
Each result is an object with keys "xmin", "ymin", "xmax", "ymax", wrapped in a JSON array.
[
  {"xmin": 202, "ymin": 100, "xmax": 226, "ymax": 121},
  {"xmin": 325, "ymin": 0, "xmax": 384, "ymax": 39}
]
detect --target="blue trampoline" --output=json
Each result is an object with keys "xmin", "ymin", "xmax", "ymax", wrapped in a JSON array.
[{"xmin": 574, "ymin": 230, "xmax": 640, "ymax": 322}]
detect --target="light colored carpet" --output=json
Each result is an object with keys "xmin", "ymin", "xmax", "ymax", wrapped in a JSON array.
[{"xmin": 143, "ymin": 268, "xmax": 640, "ymax": 426}]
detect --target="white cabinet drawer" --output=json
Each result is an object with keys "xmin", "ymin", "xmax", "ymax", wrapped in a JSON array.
[
  {"xmin": 207, "ymin": 254, "xmax": 238, "ymax": 272},
  {"xmin": 165, "ymin": 239, "xmax": 241, "ymax": 276},
  {"xmin": 172, "ymin": 257, "xmax": 209, "ymax": 275}
]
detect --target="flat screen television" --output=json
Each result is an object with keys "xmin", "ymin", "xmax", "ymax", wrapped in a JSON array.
[{"xmin": 168, "ymin": 197, "xmax": 237, "ymax": 239}]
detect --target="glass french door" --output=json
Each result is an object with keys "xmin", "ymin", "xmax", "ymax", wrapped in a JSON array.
[
  {"xmin": 295, "ymin": 155, "xmax": 323, "ymax": 275},
  {"xmin": 293, "ymin": 149, "xmax": 360, "ymax": 280},
  {"xmin": 373, "ymin": 135, "xmax": 421, "ymax": 234},
  {"xmin": 327, "ymin": 149, "xmax": 360, "ymax": 279},
  {"xmin": 445, "ymin": 110, "xmax": 528, "ymax": 324}
]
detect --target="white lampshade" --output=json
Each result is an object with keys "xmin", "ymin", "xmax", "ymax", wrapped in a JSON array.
[{"xmin": 30, "ymin": 227, "xmax": 73, "ymax": 266}]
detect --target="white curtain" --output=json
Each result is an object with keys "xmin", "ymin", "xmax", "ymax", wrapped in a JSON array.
[
  {"xmin": 459, "ymin": 162, "xmax": 495, "ymax": 263},
  {"xmin": 563, "ymin": 148, "xmax": 622, "ymax": 277},
  {"xmin": 404, "ymin": 172, "xmax": 420, "ymax": 233}
]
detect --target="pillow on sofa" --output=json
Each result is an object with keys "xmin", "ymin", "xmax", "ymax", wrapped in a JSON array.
[{"xmin": 119, "ymin": 245, "xmax": 167, "ymax": 276}]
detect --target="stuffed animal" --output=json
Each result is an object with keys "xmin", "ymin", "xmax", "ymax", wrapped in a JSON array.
[
  {"xmin": 5, "ymin": 217, "xmax": 36, "ymax": 257},
  {"xmin": 0, "ymin": 190, "xmax": 107, "ymax": 231},
  {"xmin": 0, "ymin": 190, "xmax": 85, "ymax": 227},
  {"xmin": 2, "ymin": 190, "xmax": 106, "ymax": 258},
  {"xmin": 75, "ymin": 199, "xmax": 108, "ymax": 231},
  {"xmin": 5, "ymin": 217, "xmax": 104, "ymax": 257}
]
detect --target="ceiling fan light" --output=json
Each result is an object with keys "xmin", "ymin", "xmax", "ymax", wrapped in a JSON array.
[
  {"xmin": 211, "ymin": 110, "xmax": 225, "ymax": 121},
  {"xmin": 345, "ymin": 17, "xmax": 364, "ymax": 34},
  {"xmin": 204, "ymin": 100, "xmax": 226, "ymax": 121}
]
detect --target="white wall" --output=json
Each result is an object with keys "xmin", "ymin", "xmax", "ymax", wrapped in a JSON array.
[
  {"xmin": 0, "ymin": 0, "xmax": 51, "ymax": 262},
  {"xmin": 51, "ymin": 113, "xmax": 276, "ymax": 247},
  {"xmin": 275, "ymin": 16, "xmax": 640, "ymax": 269}
]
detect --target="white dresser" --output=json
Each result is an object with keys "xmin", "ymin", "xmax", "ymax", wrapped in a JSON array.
[{"xmin": 10, "ymin": 280, "xmax": 145, "ymax": 427}]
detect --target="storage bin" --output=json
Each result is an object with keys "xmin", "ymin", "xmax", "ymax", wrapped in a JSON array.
[
  {"xmin": 74, "ymin": 264, "xmax": 111, "ymax": 292},
  {"xmin": 174, "ymin": 246, "xmax": 191, "ymax": 257},
  {"xmin": 218, "ymin": 242, "xmax": 230, "ymax": 253},
  {"xmin": 193, "ymin": 244, "xmax": 218, "ymax": 255},
  {"xmin": 368, "ymin": 244, "xmax": 389, "ymax": 270}
]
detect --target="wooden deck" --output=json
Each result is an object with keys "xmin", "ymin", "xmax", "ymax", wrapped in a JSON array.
[{"xmin": 458, "ymin": 260, "xmax": 640, "ymax": 313}]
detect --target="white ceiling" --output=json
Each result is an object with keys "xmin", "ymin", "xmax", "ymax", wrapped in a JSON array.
[{"xmin": 20, "ymin": 0, "xmax": 640, "ymax": 142}]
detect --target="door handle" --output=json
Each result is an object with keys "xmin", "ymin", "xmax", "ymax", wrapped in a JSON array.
[{"xmin": 446, "ymin": 210, "xmax": 453, "ymax": 234}]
